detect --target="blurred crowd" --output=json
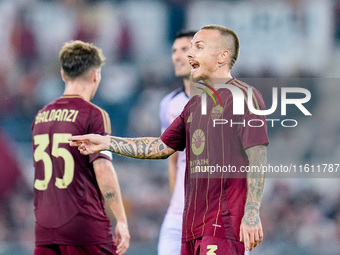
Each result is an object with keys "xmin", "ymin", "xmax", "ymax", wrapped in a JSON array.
[{"xmin": 1, "ymin": 0, "xmax": 340, "ymax": 254}]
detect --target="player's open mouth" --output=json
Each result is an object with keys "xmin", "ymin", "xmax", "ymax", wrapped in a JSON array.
[{"xmin": 190, "ymin": 62, "xmax": 200, "ymax": 73}]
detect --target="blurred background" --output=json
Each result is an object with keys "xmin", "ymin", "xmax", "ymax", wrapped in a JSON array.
[{"xmin": 1, "ymin": 0, "xmax": 340, "ymax": 254}]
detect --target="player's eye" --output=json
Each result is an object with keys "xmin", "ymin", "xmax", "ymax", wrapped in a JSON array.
[{"xmin": 196, "ymin": 44, "xmax": 203, "ymax": 50}]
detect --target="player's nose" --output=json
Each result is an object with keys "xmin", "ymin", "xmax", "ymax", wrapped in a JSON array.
[{"xmin": 186, "ymin": 47, "xmax": 194, "ymax": 59}]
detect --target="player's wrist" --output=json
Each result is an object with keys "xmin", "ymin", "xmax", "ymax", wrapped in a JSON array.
[
  {"xmin": 116, "ymin": 219, "xmax": 128, "ymax": 228},
  {"xmin": 105, "ymin": 136, "xmax": 111, "ymax": 151}
]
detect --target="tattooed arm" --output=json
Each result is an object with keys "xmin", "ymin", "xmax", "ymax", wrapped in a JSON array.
[
  {"xmin": 109, "ymin": 136, "xmax": 176, "ymax": 159},
  {"xmin": 93, "ymin": 158, "xmax": 130, "ymax": 255},
  {"xmin": 69, "ymin": 134, "xmax": 176, "ymax": 159},
  {"xmin": 239, "ymin": 145, "xmax": 267, "ymax": 252}
]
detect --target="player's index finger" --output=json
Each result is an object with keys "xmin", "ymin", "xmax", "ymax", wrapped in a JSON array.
[
  {"xmin": 68, "ymin": 135, "xmax": 85, "ymax": 141},
  {"xmin": 244, "ymin": 231, "xmax": 250, "ymax": 250},
  {"xmin": 69, "ymin": 141, "xmax": 81, "ymax": 147},
  {"xmin": 239, "ymin": 227, "xmax": 243, "ymax": 242}
]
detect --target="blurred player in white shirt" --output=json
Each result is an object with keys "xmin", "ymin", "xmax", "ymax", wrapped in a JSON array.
[{"xmin": 158, "ymin": 30, "xmax": 196, "ymax": 255}]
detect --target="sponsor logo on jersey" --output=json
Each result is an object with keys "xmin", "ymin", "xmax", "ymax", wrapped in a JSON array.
[{"xmin": 191, "ymin": 129, "xmax": 205, "ymax": 156}]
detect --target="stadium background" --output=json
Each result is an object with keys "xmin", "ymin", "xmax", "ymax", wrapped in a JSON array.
[{"xmin": 0, "ymin": 0, "xmax": 340, "ymax": 254}]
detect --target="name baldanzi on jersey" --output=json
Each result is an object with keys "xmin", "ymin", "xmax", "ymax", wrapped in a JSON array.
[{"xmin": 35, "ymin": 109, "xmax": 79, "ymax": 124}]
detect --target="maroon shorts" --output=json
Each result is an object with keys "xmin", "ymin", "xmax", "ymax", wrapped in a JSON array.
[
  {"xmin": 34, "ymin": 243, "xmax": 117, "ymax": 255},
  {"xmin": 181, "ymin": 236, "xmax": 244, "ymax": 255}
]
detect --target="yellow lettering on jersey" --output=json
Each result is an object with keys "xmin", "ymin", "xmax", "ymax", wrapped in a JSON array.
[
  {"xmin": 35, "ymin": 113, "xmax": 41, "ymax": 124},
  {"xmin": 48, "ymin": 109, "xmax": 56, "ymax": 121},
  {"xmin": 54, "ymin": 109, "xmax": 62, "ymax": 121},
  {"xmin": 190, "ymin": 158, "xmax": 209, "ymax": 166},
  {"xmin": 190, "ymin": 158, "xmax": 210, "ymax": 174},
  {"xmin": 66, "ymin": 110, "xmax": 76, "ymax": 122},
  {"xmin": 72, "ymin": 110, "xmax": 79, "ymax": 122},
  {"xmin": 206, "ymin": 245, "xmax": 218, "ymax": 255},
  {"xmin": 35, "ymin": 109, "xmax": 79, "ymax": 124},
  {"xmin": 43, "ymin": 111, "xmax": 50, "ymax": 123},
  {"xmin": 60, "ymin": 109, "xmax": 68, "ymax": 121},
  {"xmin": 65, "ymin": 110, "xmax": 72, "ymax": 122}
]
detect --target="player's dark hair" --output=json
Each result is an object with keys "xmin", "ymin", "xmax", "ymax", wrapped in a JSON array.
[
  {"xmin": 59, "ymin": 40, "xmax": 105, "ymax": 78},
  {"xmin": 175, "ymin": 30, "xmax": 197, "ymax": 40},
  {"xmin": 200, "ymin": 25, "xmax": 240, "ymax": 69}
]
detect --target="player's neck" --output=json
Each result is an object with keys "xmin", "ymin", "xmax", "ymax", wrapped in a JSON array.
[
  {"xmin": 200, "ymin": 77, "xmax": 234, "ymax": 89},
  {"xmin": 63, "ymin": 81, "xmax": 94, "ymax": 102},
  {"xmin": 203, "ymin": 69, "xmax": 233, "ymax": 87},
  {"xmin": 214, "ymin": 67, "xmax": 232, "ymax": 79}
]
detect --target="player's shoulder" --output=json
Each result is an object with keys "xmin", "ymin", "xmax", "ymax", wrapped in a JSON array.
[
  {"xmin": 87, "ymin": 101, "xmax": 111, "ymax": 129},
  {"xmin": 230, "ymin": 78, "xmax": 251, "ymax": 90},
  {"xmin": 231, "ymin": 78, "xmax": 266, "ymax": 110},
  {"xmin": 87, "ymin": 101, "xmax": 109, "ymax": 115},
  {"xmin": 227, "ymin": 78, "xmax": 264, "ymax": 100},
  {"xmin": 231, "ymin": 78, "xmax": 261, "ymax": 92}
]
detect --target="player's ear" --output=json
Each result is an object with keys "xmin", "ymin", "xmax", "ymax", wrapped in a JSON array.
[
  {"xmin": 92, "ymin": 68, "xmax": 100, "ymax": 82},
  {"xmin": 61, "ymin": 69, "xmax": 66, "ymax": 82},
  {"xmin": 218, "ymin": 50, "xmax": 229, "ymax": 67}
]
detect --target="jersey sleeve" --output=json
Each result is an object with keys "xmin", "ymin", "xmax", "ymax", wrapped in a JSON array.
[
  {"xmin": 88, "ymin": 107, "xmax": 113, "ymax": 163},
  {"xmin": 160, "ymin": 108, "xmax": 186, "ymax": 151},
  {"xmin": 239, "ymin": 87, "xmax": 269, "ymax": 150}
]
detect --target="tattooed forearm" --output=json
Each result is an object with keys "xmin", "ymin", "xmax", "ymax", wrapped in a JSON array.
[
  {"xmin": 243, "ymin": 145, "xmax": 267, "ymax": 227},
  {"xmin": 109, "ymin": 137, "xmax": 175, "ymax": 159},
  {"xmin": 104, "ymin": 192, "xmax": 118, "ymax": 201}
]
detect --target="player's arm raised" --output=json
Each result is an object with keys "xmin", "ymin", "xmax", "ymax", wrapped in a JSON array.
[
  {"xmin": 69, "ymin": 134, "xmax": 176, "ymax": 159},
  {"xmin": 240, "ymin": 144, "xmax": 267, "ymax": 252}
]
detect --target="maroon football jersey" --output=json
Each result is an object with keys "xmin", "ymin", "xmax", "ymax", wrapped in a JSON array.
[
  {"xmin": 161, "ymin": 78, "xmax": 269, "ymax": 242},
  {"xmin": 32, "ymin": 95, "xmax": 113, "ymax": 245}
]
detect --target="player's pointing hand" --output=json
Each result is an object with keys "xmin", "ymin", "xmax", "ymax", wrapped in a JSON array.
[{"xmin": 69, "ymin": 134, "xmax": 110, "ymax": 155}]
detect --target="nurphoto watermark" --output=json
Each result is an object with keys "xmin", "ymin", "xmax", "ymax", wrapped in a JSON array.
[{"xmin": 196, "ymin": 80, "xmax": 312, "ymax": 128}]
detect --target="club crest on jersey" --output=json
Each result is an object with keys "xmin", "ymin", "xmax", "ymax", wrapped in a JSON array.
[
  {"xmin": 191, "ymin": 129, "xmax": 205, "ymax": 156},
  {"xmin": 210, "ymin": 104, "xmax": 223, "ymax": 120}
]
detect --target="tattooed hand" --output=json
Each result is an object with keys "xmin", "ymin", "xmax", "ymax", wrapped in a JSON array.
[{"xmin": 239, "ymin": 202, "xmax": 263, "ymax": 251}]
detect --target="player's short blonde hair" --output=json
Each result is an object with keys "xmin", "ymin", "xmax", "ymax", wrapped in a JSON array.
[
  {"xmin": 201, "ymin": 25, "xmax": 240, "ymax": 69},
  {"xmin": 59, "ymin": 40, "xmax": 105, "ymax": 78}
]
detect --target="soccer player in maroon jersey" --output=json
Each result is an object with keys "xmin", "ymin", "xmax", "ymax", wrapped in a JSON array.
[
  {"xmin": 32, "ymin": 41, "xmax": 130, "ymax": 255},
  {"xmin": 69, "ymin": 25, "xmax": 268, "ymax": 255}
]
